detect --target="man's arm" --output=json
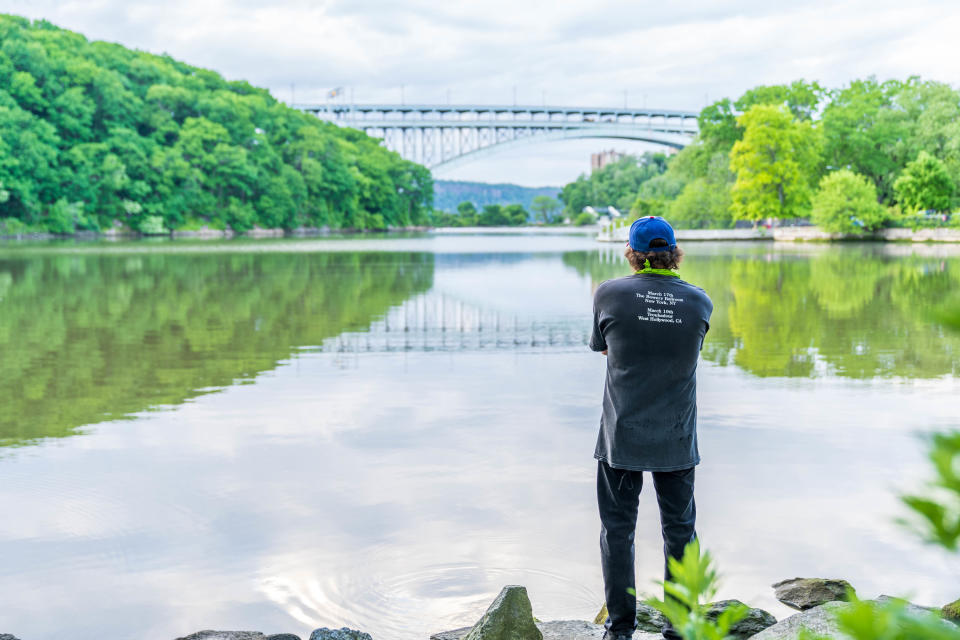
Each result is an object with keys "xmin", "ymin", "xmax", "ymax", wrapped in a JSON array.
[{"xmin": 589, "ymin": 293, "xmax": 608, "ymax": 354}]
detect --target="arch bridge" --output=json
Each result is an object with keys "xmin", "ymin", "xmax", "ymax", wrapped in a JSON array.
[{"xmin": 296, "ymin": 103, "xmax": 699, "ymax": 169}]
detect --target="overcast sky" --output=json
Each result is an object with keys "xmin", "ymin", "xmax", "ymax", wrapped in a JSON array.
[{"xmin": 4, "ymin": 0, "xmax": 960, "ymax": 186}]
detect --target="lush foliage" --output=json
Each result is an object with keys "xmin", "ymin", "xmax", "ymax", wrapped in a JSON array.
[
  {"xmin": 560, "ymin": 153, "xmax": 669, "ymax": 215},
  {"xmin": 729, "ymin": 104, "xmax": 822, "ymax": 222},
  {"xmin": 901, "ymin": 431, "xmax": 960, "ymax": 551},
  {"xmin": 811, "ymin": 169, "xmax": 890, "ymax": 233},
  {"xmin": 0, "ymin": 14, "xmax": 432, "ymax": 234},
  {"xmin": 562, "ymin": 77, "xmax": 960, "ymax": 229},
  {"xmin": 644, "ymin": 540, "xmax": 748, "ymax": 640},
  {"xmin": 894, "ymin": 151, "xmax": 956, "ymax": 213}
]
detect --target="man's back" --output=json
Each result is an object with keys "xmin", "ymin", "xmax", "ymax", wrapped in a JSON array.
[{"xmin": 590, "ymin": 272, "xmax": 713, "ymax": 472}]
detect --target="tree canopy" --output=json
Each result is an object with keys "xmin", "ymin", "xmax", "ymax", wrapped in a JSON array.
[
  {"xmin": 0, "ymin": 14, "xmax": 432, "ymax": 234},
  {"xmin": 561, "ymin": 77, "xmax": 960, "ymax": 229},
  {"xmin": 730, "ymin": 104, "xmax": 822, "ymax": 222}
]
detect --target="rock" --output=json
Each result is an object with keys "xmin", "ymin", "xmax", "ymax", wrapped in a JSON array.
[
  {"xmin": 431, "ymin": 620, "xmax": 661, "ymax": 640},
  {"xmin": 943, "ymin": 598, "xmax": 960, "ymax": 624},
  {"xmin": 772, "ymin": 577, "xmax": 854, "ymax": 610},
  {"xmin": 0, "ymin": 634, "xmax": 22, "ymax": 640},
  {"xmin": 538, "ymin": 620, "xmax": 603, "ymax": 640},
  {"xmin": 267, "ymin": 635, "xmax": 302, "ymax": 640},
  {"xmin": 704, "ymin": 600, "xmax": 776, "ymax": 638},
  {"xmin": 750, "ymin": 601, "xmax": 849, "ymax": 639},
  {"xmin": 752, "ymin": 598, "xmax": 951, "ymax": 639},
  {"xmin": 462, "ymin": 585, "xmax": 542, "ymax": 640},
  {"xmin": 308, "ymin": 629, "xmax": 372, "ymax": 640},
  {"xmin": 591, "ymin": 604, "xmax": 607, "ymax": 626},
  {"xmin": 635, "ymin": 602, "xmax": 668, "ymax": 634},
  {"xmin": 591, "ymin": 601, "xmax": 669, "ymax": 634},
  {"xmin": 430, "ymin": 628, "xmax": 472, "ymax": 640},
  {"xmin": 176, "ymin": 632, "xmax": 268, "ymax": 640}
]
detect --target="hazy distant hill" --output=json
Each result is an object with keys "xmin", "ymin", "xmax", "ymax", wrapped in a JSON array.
[{"xmin": 434, "ymin": 180, "xmax": 561, "ymax": 212}]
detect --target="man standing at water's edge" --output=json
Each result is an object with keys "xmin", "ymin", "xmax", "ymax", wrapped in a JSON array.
[{"xmin": 590, "ymin": 216, "xmax": 713, "ymax": 640}]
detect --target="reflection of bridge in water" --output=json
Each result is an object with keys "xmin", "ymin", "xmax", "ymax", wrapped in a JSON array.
[{"xmin": 320, "ymin": 293, "xmax": 590, "ymax": 354}]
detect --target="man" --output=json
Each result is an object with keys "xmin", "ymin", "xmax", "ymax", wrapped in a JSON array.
[{"xmin": 590, "ymin": 216, "xmax": 713, "ymax": 640}]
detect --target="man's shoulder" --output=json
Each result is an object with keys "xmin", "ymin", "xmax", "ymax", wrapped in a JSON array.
[
  {"xmin": 674, "ymin": 278, "xmax": 713, "ymax": 311},
  {"xmin": 594, "ymin": 275, "xmax": 636, "ymax": 296}
]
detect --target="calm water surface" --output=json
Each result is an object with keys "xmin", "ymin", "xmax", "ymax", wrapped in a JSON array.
[{"xmin": 1, "ymin": 235, "xmax": 959, "ymax": 639}]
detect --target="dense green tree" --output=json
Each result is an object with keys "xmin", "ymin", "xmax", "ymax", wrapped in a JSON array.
[
  {"xmin": 820, "ymin": 78, "xmax": 907, "ymax": 201},
  {"xmin": 730, "ymin": 104, "xmax": 822, "ymax": 222},
  {"xmin": 735, "ymin": 79, "xmax": 826, "ymax": 121},
  {"xmin": 530, "ymin": 195, "xmax": 562, "ymax": 223},
  {"xmin": 0, "ymin": 14, "xmax": 432, "ymax": 233},
  {"xmin": 811, "ymin": 169, "xmax": 889, "ymax": 233},
  {"xmin": 894, "ymin": 151, "xmax": 955, "ymax": 213},
  {"xmin": 503, "ymin": 203, "xmax": 528, "ymax": 225},
  {"xmin": 564, "ymin": 76, "xmax": 960, "ymax": 231},
  {"xmin": 560, "ymin": 153, "xmax": 668, "ymax": 215},
  {"xmin": 477, "ymin": 204, "xmax": 510, "ymax": 226}
]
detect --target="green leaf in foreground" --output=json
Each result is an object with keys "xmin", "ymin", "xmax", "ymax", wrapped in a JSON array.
[{"xmin": 645, "ymin": 540, "xmax": 747, "ymax": 640}]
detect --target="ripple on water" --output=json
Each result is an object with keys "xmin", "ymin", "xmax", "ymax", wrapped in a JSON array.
[{"xmin": 259, "ymin": 547, "xmax": 602, "ymax": 640}]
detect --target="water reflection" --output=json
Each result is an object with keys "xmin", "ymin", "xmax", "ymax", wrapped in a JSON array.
[
  {"xmin": 0, "ymin": 237, "xmax": 959, "ymax": 640},
  {"xmin": 0, "ymin": 251, "xmax": 434, "ymax": 448},
  {"xmin": 563, "ymin": 243, "xmax": 960, "ymax": 379}
]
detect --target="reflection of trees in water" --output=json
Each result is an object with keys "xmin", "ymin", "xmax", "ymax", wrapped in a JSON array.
[
  {"xmin": 562, "ymin": 246, "xmax": 960, "ymax": 379},
  {"xmin": 0, "ymin": 251, "xmax": 433, "ymax": 448}
]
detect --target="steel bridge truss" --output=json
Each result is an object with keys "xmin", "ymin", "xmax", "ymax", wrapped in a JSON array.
[{"xmin": 296, "ymin": 103, "xmax": 699, "ymax": 169}]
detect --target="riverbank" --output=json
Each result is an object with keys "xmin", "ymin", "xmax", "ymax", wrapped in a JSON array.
[
  {"xmin": 0, "ymin": 226, "xmax": 436, "ymax": 242},
  {"xmin": 597, "ymin": 225, "xmax": 960, "ymax": 243},
  {"xmin": 0, "ymin": 225, "xmax": 596, "ymax": 242}
]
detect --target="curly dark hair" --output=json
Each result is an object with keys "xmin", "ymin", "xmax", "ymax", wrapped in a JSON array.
[{"xmin": 624, "ymin": 238, "xmax": 684, "ymax": 271}]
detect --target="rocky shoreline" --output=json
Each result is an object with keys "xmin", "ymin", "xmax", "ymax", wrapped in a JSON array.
[{"xmin": 2, "ymin": 579, "xmax": 956, "ymax": 640}]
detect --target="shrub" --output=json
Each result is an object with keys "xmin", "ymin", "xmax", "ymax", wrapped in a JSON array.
[
  {"xmin": 574, "ymin": 211, "xmax": 596, "ymax": 226},
  {"xmin": 894, "ymin": 151, "xmax": 955, "ymax": 213},
  {"xmin": 811, "ymin": 169, "xmax": 888, "ymax": 233}
]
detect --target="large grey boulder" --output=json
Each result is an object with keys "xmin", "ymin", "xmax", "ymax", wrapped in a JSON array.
[
  {"xmin": 772, "ymin": 577, "xmax": 854, "ymax": 610},
  {"xmin": 0, "ymin": 634, "xmax": 22, "ymax": 640},
  {"xmin": 704, "ymin": 600, "xmax": 777, "ymax": 638},
  {"xmin": 752, "ymin": 598, "xmax": 950, "ymax": 639},
  {"xmin": 462, "ymin": 585, "xmax": 542, "ymax": 640},
  {"xmin": 267, "ymin": 635, "xmax": 302, "ymax": 640},
  {"xmin": 308, "ymin": 629, "xmax": 372, "ymax": 640},
  {"xmin": 750, "ymin": 601, "xmax": 849, "ymax": 639},
  {"xmin": 176, "ymin": 632, "xmax": 268, "ymax": 640}
]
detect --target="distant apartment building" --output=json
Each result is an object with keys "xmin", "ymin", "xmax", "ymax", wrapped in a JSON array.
[{"xmin": 590, "ymin": 149, "xmax": 625, "ymax": 172}]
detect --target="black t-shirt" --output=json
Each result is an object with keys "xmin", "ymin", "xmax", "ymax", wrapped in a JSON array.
[{"xmin": 590, "ymin": 272, "xmax": 713, "ymax": 471}]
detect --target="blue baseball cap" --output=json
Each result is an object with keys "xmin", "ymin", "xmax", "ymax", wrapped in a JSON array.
[{"xmin": 628, "ymin": 216, "xmax": 677, "ymax": 252}]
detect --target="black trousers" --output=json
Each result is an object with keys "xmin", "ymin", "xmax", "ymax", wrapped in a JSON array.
[{"xmin": 597, "ymin": 460, "xmax": 696, "ymax": 636}]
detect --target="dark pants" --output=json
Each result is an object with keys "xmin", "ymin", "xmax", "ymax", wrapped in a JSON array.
[{"xmin": 597, "ymin": 460, "xmax": 696, "ymax": 637}]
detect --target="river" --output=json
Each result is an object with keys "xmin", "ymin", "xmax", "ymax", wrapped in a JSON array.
[{"xmin": 0, "ymin": 234, "xmax": 958, "ymax": 639}]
